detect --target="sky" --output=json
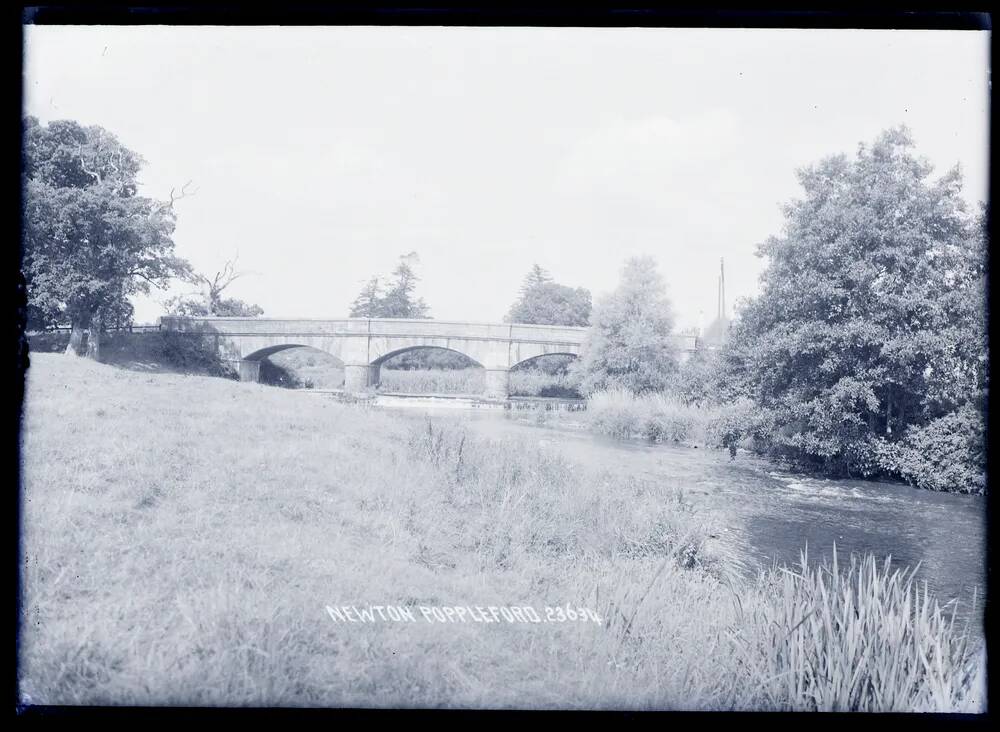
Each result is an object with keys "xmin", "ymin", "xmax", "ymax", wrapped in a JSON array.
[{"xmin": 22, "ymin": 26, "xmax": 990, "ymax": 331}]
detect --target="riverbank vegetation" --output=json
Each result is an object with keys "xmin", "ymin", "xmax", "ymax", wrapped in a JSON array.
[
  {"xmin": 573, "ymin": 128, "xmax": 987, "ymax": 494},
  {"xmin": 19, "ymin": 354, "xmax": 984, "ymax": 709}
]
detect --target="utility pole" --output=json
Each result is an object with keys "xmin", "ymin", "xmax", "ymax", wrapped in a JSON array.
[{"xmin": 718, "ymin": 257, "xmax": 726, "ymax": 320}]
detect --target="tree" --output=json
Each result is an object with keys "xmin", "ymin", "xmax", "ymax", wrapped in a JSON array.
[
  {"xmin": 349, "ymin": 252, "xmax": 430, "ymax": 318},
  {"xmin": 726, "ymin": 126, "xmax": 987, "ymax": 480},
  {"xmin": 505, "ymin": 264, "xmax": 592, "ymax": 326},
  {"xmin": 22, "ymin": 117, "xmax": 192, "ymax": 358},
  {"xmin": 349, "ymin": 277, "xmax": 384, "ymax": 318},
  {"xmin": 571, "ymin": 256, "xmax": 680, "ymax": 395},
  {"xmin": 166, "ymin": 254, "xmax": 264, "ymax": 317},
  {"xmin": 521, "ymin": 264, "xmax": 552, "ymax": 292}
]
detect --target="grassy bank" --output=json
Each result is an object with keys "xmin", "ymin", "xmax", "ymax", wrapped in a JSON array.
[{"xmin": 18, "ymin": 354, "xmax": 984, "ymax": 710}]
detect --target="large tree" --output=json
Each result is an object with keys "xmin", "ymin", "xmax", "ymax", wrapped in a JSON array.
[
  {"xmin": 22, "ymin": 117, "xmax": 191, "ymax": 358},
  {"xmin": 349, "ymin": 252, "xmax": 430, "ymax": 319},
  {"xmin": 505, "ymin": 264, "xmax": 592, "ymax": 326},
  {"xmin": 571, "ymin": 256, "xmax": 679, "ymax": 395},
  {"xmin": 725, "ymin": 126, "xmax": 987, "ymax": 479}
]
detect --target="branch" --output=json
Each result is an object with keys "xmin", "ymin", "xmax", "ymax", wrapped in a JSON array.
[
  {"xmin": 77, "ymin": 145, "xmax": 102, "ymax": 184},
  {"xmin": 167, "ymin": 180, "xmax": 198, "ymax": 209}
]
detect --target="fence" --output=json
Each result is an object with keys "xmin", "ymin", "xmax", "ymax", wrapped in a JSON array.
[{"xmin": 26, "ymin": 324, "xmax": 162, "ymax": 335}]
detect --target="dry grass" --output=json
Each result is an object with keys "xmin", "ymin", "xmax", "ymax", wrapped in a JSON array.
[{"xmin": 17, "ymin": 354, "xmax": 984, "ymax": 709}]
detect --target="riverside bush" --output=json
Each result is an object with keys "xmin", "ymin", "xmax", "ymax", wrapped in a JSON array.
[
  {"xmin": 585, "ymin": 389, "xmax": 649, "ymax": 439},
  {"xmin": 884, "ymin": 405, "xmax": 986, "ymax": 494},
  {"xmin": 150, "ymin": 331, "xmax": 237, "ymax": 378},
  {"xmin": 508, "ymin": 370, "xmax": 581, "ymax": 398},
  {"xmin": 641, "ymin": 394, "xmax": 700, "ymax": 443},
  {"xmin": 586, "ymin": 389, "xmax": 756, "ymax": 447}
]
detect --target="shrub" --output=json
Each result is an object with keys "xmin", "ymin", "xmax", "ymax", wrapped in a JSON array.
[
  {"xmin": 27, "ymin": 331, "xmax": 71, "ymax": 353},
  {"xmin": 508, "ymin": 370, "xmax": 581, "ymax": 398},
  {"xmin": 703, "ymin": 397, "xmax": 761, "ymax": 448},
  {"xmin": 584, "ymin": 389, "xmax": 649, "ymax": 439},
  {"xmin": 586, "ymin": 389, "xmax": 762, "ymax": 448},
  {"xmin": 883, "ymin": 405, "xmax": 986, "ymax": 494},
  {"xmin": 641, "ymin": 393, "xmax": 699, "ymax": 443},
  {"xmin": 150, "ymin": 331, "xmax": 236, "ymax": 378}
]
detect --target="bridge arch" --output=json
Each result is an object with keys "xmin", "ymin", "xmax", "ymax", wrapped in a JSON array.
[
  {"xmin": 509, "ymin": 351, "xmax": 579, "ymax": 371},
  {"xmin": 369, "ymin": 345, "xmax": 484, "ymax": 395},
  {"xmin": 244, "ymin": 343, "xmax": 321, "ymax": 361},
  {"xmin": 509, "ymin": 352, "xmax": 581, "ymax": 398},
  {"xmin": 372, "ymin": 344, "xmax": 484, "ymax": 369},
  {"xmin": 241, "ymin": 344, "xmax": 345, "ymax": 388}
]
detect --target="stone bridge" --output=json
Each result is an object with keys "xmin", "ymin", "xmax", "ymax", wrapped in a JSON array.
[{"xmin": 160, "ymin": 316, "xmax": 699, "ymax": 399}]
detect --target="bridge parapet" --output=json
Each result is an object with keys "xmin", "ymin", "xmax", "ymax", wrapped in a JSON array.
[{"xmin": 159, "ymin": 316, "xmax": 699, "ymax": 398}]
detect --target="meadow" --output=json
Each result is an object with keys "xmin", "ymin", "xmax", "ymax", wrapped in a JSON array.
[{"xmin": 18, "ymin": 354, "xmax": 985, "ymax": 710}]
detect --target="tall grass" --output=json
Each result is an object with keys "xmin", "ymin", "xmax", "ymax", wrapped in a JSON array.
[
  {"xmin": 508, "ymin": 370, "xmax": 581, "ymax": 398},
  {"xmin": 737, "ymin": 548, "xmax": 985, "ymax": 712},
  {"xmin": 585, "ymin": 388, "xmax": 756, "ymax": 448},
  {"xmin": 379, "ymin": 367, "xmax": 581, "ymax": 397},
  {"xmin": 18, "ymin": 355, "xmax": 984, "ymax": 709},
  {"xmin": 378, "ymin": 367, "xmax": 485, "ymax": 395}
]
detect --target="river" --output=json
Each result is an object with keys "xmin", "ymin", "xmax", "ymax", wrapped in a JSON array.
[{"xmin": 370, "ymin": 395, "xmax": 987, "ymax": 628}]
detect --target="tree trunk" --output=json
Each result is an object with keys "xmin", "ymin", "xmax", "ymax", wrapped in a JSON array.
[
  {"xmin": 64, "ymin": 312, "xmax": 102, "ymax": 360},
  {"xmin": 65, "ymin": 321, "xmax": 89, "ymax": 356},
  {"xmin": 86, "ymin": 322, "xmax": 102, "ymax": 361},
  {"xmin": 885, "ymin": 388, "xmax": 893, "ymax": 435}
]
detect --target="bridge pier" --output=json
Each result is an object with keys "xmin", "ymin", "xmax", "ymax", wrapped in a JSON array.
[
  {"xmin": 238, "ymin": 359, "xmax": 261, "ymax": 383},
  {"xmin": 483, "ymin": 368, "xmax": 510, "ymax": 400},
  {"xmin": 344, "ymin": 363, "xmax": 379, "ymax": 393}
]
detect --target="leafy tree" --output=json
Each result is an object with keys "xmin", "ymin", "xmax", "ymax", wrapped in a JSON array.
[
  {"xmin": 349, "ymin": 252, "xmax": 430, "ymax": 318},
  {"xmin": 726, "ymin": 126, "xmax": 987, "ymax": 482},
  {"xmin": 22, "ymin": 117, "xmax": 192, "ymax": 358},
  {"xmin": 521, "ymin": 264, "xmax": 553, "ymax": 291},
  {"xmin": 571, "ymin": 256, "xmax": 680, "ymax": 395},
  {"xmin": 505, "ymin": 264, "xmax": 592, "ymax": 326},
  {"xmin": 349, "ymin": 277, "xmax": 384, "ymax": 318},
  {"xmin": 672, "ymin": 347, "xmax": 722, "ymax": 407}
]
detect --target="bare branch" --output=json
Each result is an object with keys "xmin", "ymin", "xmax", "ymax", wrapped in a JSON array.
[
  {"xmin": 168, "ymin": 180, "xmax": 198, "ymax": 208},
  {"xmin": 77, "ymin": 145, "xmax": 102, "ymax": 184}
]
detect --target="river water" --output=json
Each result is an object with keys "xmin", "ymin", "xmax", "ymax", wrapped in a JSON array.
[{"xmin": 371, "ymin": 396, "xmax": 987, "ymax": 626}]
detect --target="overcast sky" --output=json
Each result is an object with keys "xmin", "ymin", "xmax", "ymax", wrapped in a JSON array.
[{"xmin": 23, "ymin": 26, "xmax": 990, "ymax": 330}]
